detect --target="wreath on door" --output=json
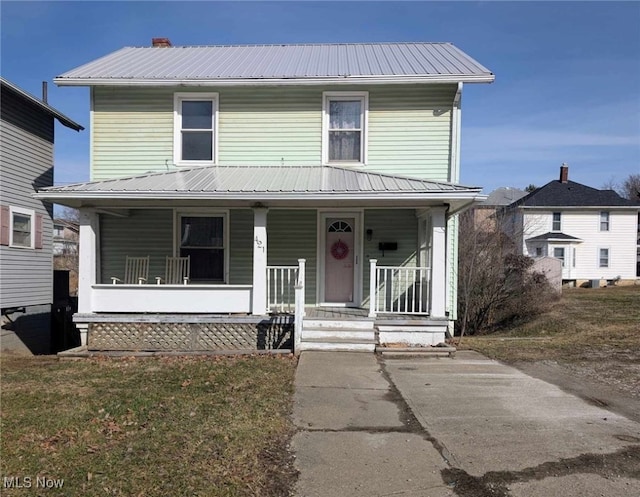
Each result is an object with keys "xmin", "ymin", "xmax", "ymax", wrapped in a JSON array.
[{"xmin": 331, "ymin": 240, "xmax": 349, "ymax": 260}]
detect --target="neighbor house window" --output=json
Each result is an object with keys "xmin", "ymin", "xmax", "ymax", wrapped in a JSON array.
[
  {"xmin": 553, "ymin": 247, "xmax": 565, "ymax": 267},
  {"xmin": 552, "ymin": 212, "xmax": 562, "ymax": 232},
  {"xmin": 599, "ymin": 248, "xmax": 609, "ymax": 268},
  {"xmin": 179, "ymin": 214, "xmax": 226, "ymax": 282},
  {"xmin": 174, "ymin": 93, "xmax": 218, "ymax": 164},
  {"xmin": 323, "ymin": 92, "xmax": 368, "ymax": 164},
  {"xmin": 535, "ymin": 247, "xmax": 543, "ymax": 257},
  {"xmin": 10, "ymin": 207, "xmax": 34, "ymax": 248},
  {"xmin": 600, "ymin": 211, "xmax": 610, "ymax": 231}
]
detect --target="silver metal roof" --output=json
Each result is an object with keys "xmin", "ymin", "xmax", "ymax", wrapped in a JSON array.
[
  {"xmin": 1, "ymin": 77, "xmax": 84, "ymax": 130},
  {"xmin": 37, "ymin": 165, "xmax": 482, "ymax": 203},
  {"xmin": 55, "ymin": 43, "xmax": 494, "ymax": 86}
]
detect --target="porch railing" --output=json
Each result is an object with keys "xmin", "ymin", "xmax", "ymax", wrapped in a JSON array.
[
  {"xmin": 266, "ymin": 265, "xmax": 298, "ymax": 312},
  {"xmin": 369, "ymin": 259, "xmax": 431, "ymax": 316}
]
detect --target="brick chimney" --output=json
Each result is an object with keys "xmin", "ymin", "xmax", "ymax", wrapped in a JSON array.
[
  {"xmin": 152, "ymin": 38, "xmax": 172, "ymax": 48},
  {"xmin": 559, "ymin": 163, "xmax": 569, "ymax": 183}
]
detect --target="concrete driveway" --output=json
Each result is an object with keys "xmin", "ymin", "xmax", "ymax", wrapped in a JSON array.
[{"xmin": 291, "ymin": 351, "xmax": 640, "ymax": 497}]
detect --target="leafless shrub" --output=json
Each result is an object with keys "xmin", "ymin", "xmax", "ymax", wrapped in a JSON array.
[{"xmin": 456, "ymin": 209, "xmax": 557, "ymax": 339}]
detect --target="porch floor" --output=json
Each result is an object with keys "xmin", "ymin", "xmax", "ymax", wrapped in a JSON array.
[{"xmin": 304, "ymin": 307, "xmax": 443, "ymax": 325}]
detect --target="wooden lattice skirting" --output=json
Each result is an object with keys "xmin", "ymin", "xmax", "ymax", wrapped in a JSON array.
[{"xmin": 88, "ymin": 319, "xmax": 292, "ymax": 352}]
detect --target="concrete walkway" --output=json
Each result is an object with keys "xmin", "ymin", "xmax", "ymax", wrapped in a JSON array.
[{"xmin": 292, "ymin": 351, "xmax": 640, "ymax": 497}]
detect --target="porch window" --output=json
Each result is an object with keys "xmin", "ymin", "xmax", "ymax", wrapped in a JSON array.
[
  {"xmin": 10, "ymin": 207, "xmax": 34, "ymax": 248},
  {"xmin": 174, "ymin": 93, "xmax": 218, "ymax": 164},
  {"xmin": 323, "ymin": 92, "xmax": 368, "ymax": 164},
  {"xmin": 553, "ymin": 247, "xmax": 565, "ymax": 267},
  {"xmin": 600, "ymin": 211, "xmax": 610, "ymax": 231},
  {"xmin": 599, "ymin": 248, "xmax": 609, "ymax": 268},
  {"xmin": 552, "ymin": 212, "xmax": 561, "ymax": 232},
  {"xmin": 179, "ymin": 215, "xmax": 225, "ymax": 282}
]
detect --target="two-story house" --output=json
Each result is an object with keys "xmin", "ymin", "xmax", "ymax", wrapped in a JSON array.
[
  {"xmin": 37, "ymin": 41, "xmax": 494, "ymax": 353},
  {"xmin": 504, "ymin": 164, "xmax": 639, "ymax": 286},
  {"xmin": 1, "ymin": 77, "xmax": 83, "ymax": 354}
]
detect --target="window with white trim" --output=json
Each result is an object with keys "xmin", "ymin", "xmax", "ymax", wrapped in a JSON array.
[
  {"xmin": 10, "ymin": 207, "xmax": 34, "ymax": 248},
  {"xmin": 599, "ymin": 211, "xmax": 610, "ymax": 231},
  {"xmin": 323, "ymin": 92, "xmax": 368, "ymax": 164},
  {"xmin": 174, "ymin": 93, "xmax": 218, "ymax": 165},
  {"xmin": 178, "ymin": 213, "xmax": 226, "ymax": 282},
  {"xmin": 552, "ymin": 212, "xmax": 561, "ymax": 232},
  {"xmin": 553, "ymin": 247, "xmax": 565, "ymax": 267},
  {"xmin": 599, "ymin": 248, "xmax": 609, "ymax": 268}
]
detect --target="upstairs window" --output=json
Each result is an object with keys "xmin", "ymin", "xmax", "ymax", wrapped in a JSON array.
[
  {"xmin": 552, "ymin": 212, "xmax": 562, "ymax": 232},
  {"xmin": 174, "ymin": 93, "xmax": 218, "ymax": 164},
  {"xmin": 600, "ymin": 211, "xmax": 610, "ymax": 231},
  {"xmin": 323, "ymin": 92, "xmax": 368, "ymax": 164}
]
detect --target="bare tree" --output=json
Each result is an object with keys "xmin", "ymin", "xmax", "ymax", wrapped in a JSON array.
[
  {"xmin": 456, "ymin": 208, "xmax": 556, "ymax": 341},
  {"xmin": 602, "ymin": 173, "xmax": 640, "ymax": 201},
  {"xmin": 620, "ymin": 174, "xmax": 640, "ymax": 201},
  {"xmin": 53, "ymin": 207, "xmax": 80, "ymax": 295}
]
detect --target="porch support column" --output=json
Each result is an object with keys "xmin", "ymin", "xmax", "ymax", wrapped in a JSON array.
[
  {"xmin": 430, "ymin": 206, "xmax": 447, "ymax": 318},
  {"xmin": 252, "ymin": 207, "xmax": 268, "ymax": 315},
  {"xmin": 78, "ymin": 208, "xmax": 98, "ymax": 345}
]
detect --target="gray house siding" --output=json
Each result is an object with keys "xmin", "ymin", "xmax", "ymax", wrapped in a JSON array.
[
  {"xmin": 0, "ymin": 85, "xmax": 57, "ymax": 354},
  {"xmin": 0, "ymin": 87, "xmax": 55, "ymax": 309}
]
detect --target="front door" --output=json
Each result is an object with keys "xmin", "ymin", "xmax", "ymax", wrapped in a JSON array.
[{"xmin": 324, "ymin": 218, "xmax": 355, "ymax": 303}]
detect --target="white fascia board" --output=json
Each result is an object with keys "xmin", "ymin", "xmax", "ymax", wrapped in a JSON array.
[
  {"xmin": 35, "ymin": 191, "xmax": 484, "ymax": 202},
  {"xmin": 54, "ymin": 74, "xmax": 495, "ymax": 87}
]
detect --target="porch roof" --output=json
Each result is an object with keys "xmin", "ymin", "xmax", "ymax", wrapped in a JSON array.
[
  {"xmin": 526, "ymin": 232, "xmax": 583, "ymax": 243},
  {"xmin": 36, "ymin": 165, "xmax": 485, "ymax": 209}
]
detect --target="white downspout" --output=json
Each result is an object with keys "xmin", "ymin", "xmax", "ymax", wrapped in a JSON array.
[{"xmin": 446, "ymin": 82, "xmax": 463, "ymax": 325}]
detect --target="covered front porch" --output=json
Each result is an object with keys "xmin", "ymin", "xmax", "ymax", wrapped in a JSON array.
[{"xmin": 37, "ymin": 165, "xmax": 485, "ymax": 352}]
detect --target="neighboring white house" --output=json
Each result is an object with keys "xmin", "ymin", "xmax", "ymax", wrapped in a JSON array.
[{"xmin": 504, "ymin": 164, "xmax": 639, "ymax": 286}]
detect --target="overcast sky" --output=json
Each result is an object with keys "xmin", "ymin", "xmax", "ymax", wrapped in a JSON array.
[{"xmin": 2, "ymin": 1, "xmax": 639, "ymax": 192}]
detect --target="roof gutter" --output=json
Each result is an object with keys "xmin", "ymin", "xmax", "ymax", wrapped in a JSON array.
[
  {"xmin": 35, "ymin": 190, "xmax": 484, "ymax": 202},
  {"xmin": 53, "ymin": 74, "xmax": 496, "ymax": 87}
]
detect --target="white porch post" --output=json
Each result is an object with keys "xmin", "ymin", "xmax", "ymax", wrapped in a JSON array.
[
  {"xmin": 78, "ymin": 208, "xmax": 98, "ymax": 345},
  {"xmin": 430, "ymin": 207, "xmax": 447, "ymax": 318},
  {"xmin": 368, "ymin": 259, "xmax": 377, "ymax": 318},
  {"xmin": 252, "ymin": 207, "xmax": 268, "ymax": 315},
  {"xmin": 297, "ymin": 258, "xmax": 306, "ymax": 317}
]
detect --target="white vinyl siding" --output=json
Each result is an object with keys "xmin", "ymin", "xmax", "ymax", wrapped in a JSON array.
[
  {"xmin": 92, "ymin": 85, "xmax": 455, "ymax": 181},
  {"xmin": 522, "ymin": 210, "xmax": 638, "ymax": 280}
]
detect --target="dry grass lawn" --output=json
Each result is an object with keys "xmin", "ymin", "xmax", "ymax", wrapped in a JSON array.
[{"xmin": 1, "ymin": 354, "xmax": 297, "ymax": 496}]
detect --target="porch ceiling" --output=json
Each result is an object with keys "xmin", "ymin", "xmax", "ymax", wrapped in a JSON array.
[{"xmin": 36, "ymin": 165, "xmax": 485, "ymax": 211}]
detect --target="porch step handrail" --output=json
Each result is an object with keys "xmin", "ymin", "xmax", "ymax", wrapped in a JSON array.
[
  {"xmin": 267, "ymin": 265, "xmax": 298, "ymax": 312},
  {"xmin": 370, "ymin": 261, "xmax": 431, "ymax": 316}
]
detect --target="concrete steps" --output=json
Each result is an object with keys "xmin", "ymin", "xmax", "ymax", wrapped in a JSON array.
[{"xmin": 300, "ymin": 317, "xmax": 376, "ymax": 352}]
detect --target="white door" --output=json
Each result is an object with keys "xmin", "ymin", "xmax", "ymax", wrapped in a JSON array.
[{"xmin": 324, "ymin": 218, "xmax": 355, "ymax": 303}]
